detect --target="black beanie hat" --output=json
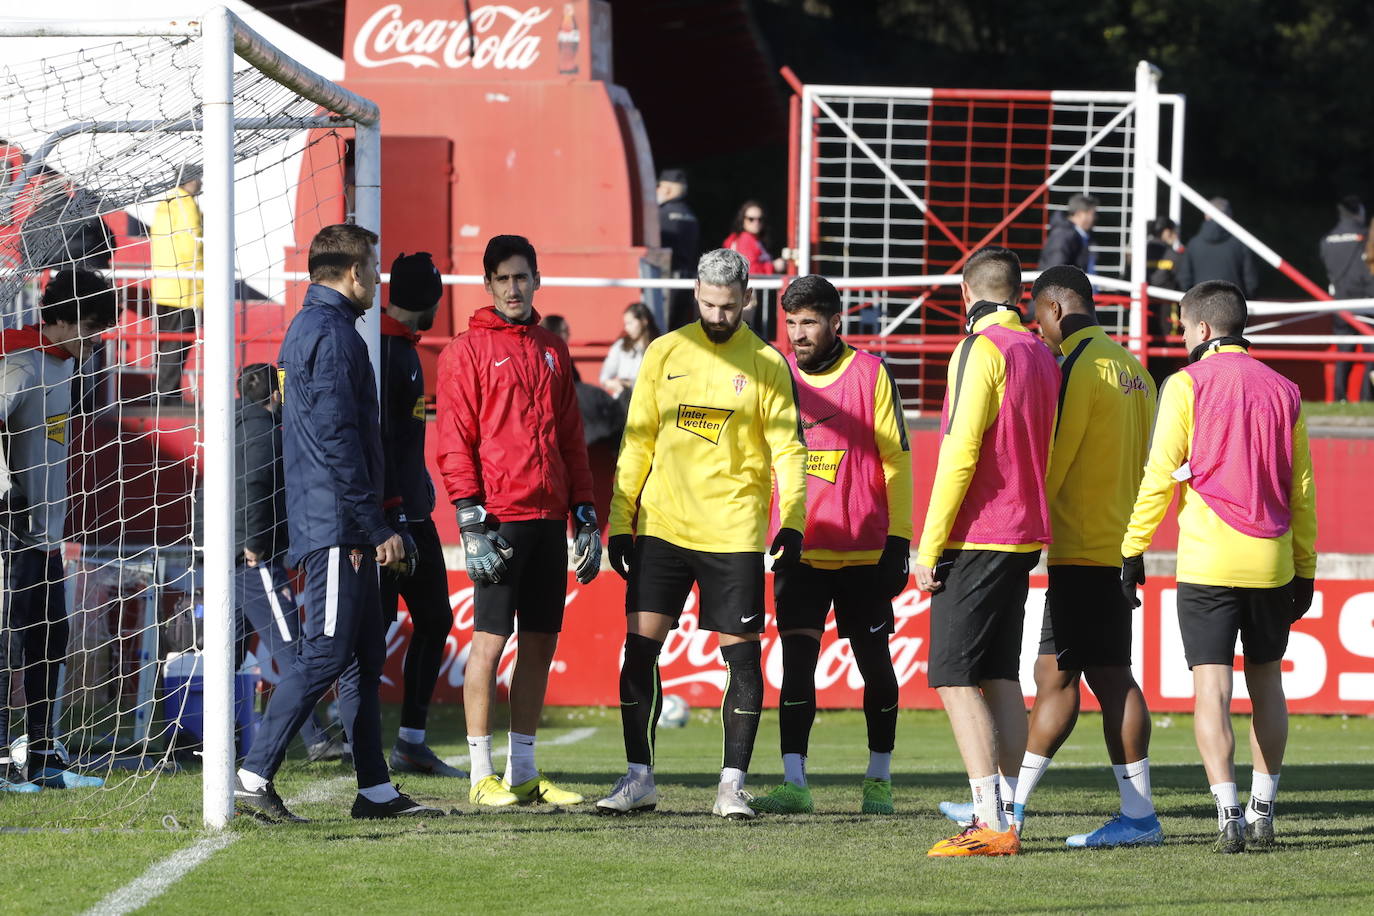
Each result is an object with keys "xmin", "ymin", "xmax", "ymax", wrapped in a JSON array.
[{"xmin": 389, "ymin": 251, "xmax": 443, "ymax": 310}]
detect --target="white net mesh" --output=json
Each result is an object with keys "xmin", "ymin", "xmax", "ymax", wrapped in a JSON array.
[{"xmin": 0, "ymin": 31, "xmax": 353, "ymax": 826}]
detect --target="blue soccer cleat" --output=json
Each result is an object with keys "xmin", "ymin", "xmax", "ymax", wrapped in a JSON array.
[
  {"xmin": 1066, "ymin": 812, "xmax": 1164, "ymax": 848},
  {"xmin": 0, "ymin": 773, "xmax": 42, "ymax": 793},
  {"xmin": 33, "ymin": 767, "xmax": 105, "ymax": 789},
  {"xmin": 939, "ymin": 799, "xmax": 1024, "ymax": 831}
]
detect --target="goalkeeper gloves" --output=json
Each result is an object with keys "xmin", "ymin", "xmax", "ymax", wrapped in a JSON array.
[
  {"xmin": 383, "ymin": 508, "xmax": 418, "ymax": 579},
  {"xmin": 878, "ymin": 536, "xmax": 911, "ymax": 599},
  {"xmin": 457, "ymin": 504, "xmax": 514, "ymax": 586},
  {"xmin": 571, "ymin": 503, "xmax": 602, "ymax": 585},
  {"xmin": 608, "ymin": 534, "xmax": 634, "ymax": 580},
  {"xmin": 1290, "ymin": 576, "xmax": 1315, "ymax": 623},
  {"xmin": 769, "ymin": 527, "xmax": 804, "ymax": 573},
  {"xmin": 1121, "ymin": 555, "xmax": 1146, "ymax": 608}
]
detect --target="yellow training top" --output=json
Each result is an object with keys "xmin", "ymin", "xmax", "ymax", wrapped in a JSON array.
[
  {"xmin": 610, "ymin": 321, "xmax": 809, "ymax": 553},
  {"xmin": 1122, "ymin": 346, "xmax": 1317, "ymax": 588},
  {"xmin": 1045, "ymin": 324, "xmax": 1157, "ymax": 567},
  {"xmin": 916, "ymin": 309, "xmax": 1051, "ymax": 567},
  {"xmin": 794, "ymin": 345, "xmax": 914, "ymax": 569}
]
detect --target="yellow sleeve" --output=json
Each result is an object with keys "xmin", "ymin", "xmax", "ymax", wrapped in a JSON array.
[
  {"xmin": 1289, "ymin": 410, "xmax": 1317, "ymax": 578},
  {"xmin": 764, "ymin": 351, "xmax": 809, "ymax": 533},
  {"xmin": 873, "ymin": 360, "xmax": 913, "ymax": 540},
  {"xmin": 916, "ymin": 335, "xmax": 1004, "ymax": 567},
  {"xmin": 609, "ymin": 341, "xmax": 663, "ymax": 537},
  {"xmin": 1044, "ymin": 359, "xmax": 1088, "ymax": 509},
  {"xmin": 172, "ymin": 196, "xmax": 202, "ymax": 270},
  {"xmin": 1122, "ymin": 372, "xmax": 1193, "ymax": 557}
]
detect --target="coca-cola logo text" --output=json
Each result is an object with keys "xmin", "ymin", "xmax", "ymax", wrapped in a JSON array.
[{"xmin": 353, "ymin": 4, "xmax": 551, "ymax": 71}]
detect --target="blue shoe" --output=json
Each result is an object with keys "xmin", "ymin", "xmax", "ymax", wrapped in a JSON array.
[
  {"xmin": 1011, "ymin": 801, "xmax": 1026, "ymax": 832},
  {"xmin": 939, "ymin": 800, "xmax": 974, "ymax": 826},
  {"xmin": 34, "ymin": 767, "xmax": 105, "ymax": 789},
  {"xmin": 1066, "ymin": 812, "xmax": 1164, "ymax": 848},
  {"xmin": 0, "ymin": 774, "xmax": 42, "ymax": 793}
]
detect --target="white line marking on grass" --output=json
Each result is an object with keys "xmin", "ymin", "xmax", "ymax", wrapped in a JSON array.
[
  {"xmin": 84, "ymin": 727, "xmax": 598, "ymax": 916},
  {"xmin": 82, "ymin": 832, "xmax": 237, "ymax": 916}
]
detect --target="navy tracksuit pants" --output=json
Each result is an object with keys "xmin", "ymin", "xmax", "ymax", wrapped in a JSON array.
[{"xmin": 242, "ymin": 545, "xmax": 388, "ymax": 789}]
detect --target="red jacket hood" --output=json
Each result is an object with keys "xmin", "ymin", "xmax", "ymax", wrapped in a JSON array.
[
  {"xmin": 380, "ymin": 312, "xmax": 421, "ymax": 343},
  {"xmin": 469, "ymin": 305, "xmax": 542, "ymax": 332}
]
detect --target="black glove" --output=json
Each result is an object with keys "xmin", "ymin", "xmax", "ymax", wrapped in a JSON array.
[
  {"xmin": 608, "ymin": 533, "xmax": 635, "ymax": 580},
  {"xmin": 457, "ymin": 504, "xmax": 514, "ymax": 586},
  {"xmin": 878, "ymin": 536, "xmax": 911, "ymax": 599},
  {"xmin": 389, "ymin": 251, "xmax": 443, "ymax": 310},
  {"xmin": 1290, "ymin": 576, "xmax": 1315, "ymax": 623},
  {"xmin": 571, "ymin": 503, "xmax": 602, "ymax": 585},
  {"xmin": 0, "ymin": 487, "xmax": 29, "ymax": 540},
  {"xmin": 1121, "ymin": 555, "xmax": 1146, "ymax": 608},
  {"xmin": 382, "ymin": 508, "xmax": 418, "ymax": 579},
  {"xmin": 770, "ymin": 527, "xmax": 804, "ymax": 572}
]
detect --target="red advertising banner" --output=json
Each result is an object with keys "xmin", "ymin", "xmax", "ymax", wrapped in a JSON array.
[{"xmin": 378, "ymin": 572, "xmax": 1374, "ymax": 717}]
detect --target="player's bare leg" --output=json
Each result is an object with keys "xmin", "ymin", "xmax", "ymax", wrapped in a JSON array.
[
  {"xmin": 1193, "ymin": 663, "xmax": 1244, "ymax": 851},
  {"xmin": 464, "ymin": 631, "xmax": 519, "ymax": 806},
  {"xmin": 1027, "ymin": 655, "xmax": 1080, "ymax": 757},
  {"xmin": 501, "ymin": 631, "xmax": 580, "ymax": 804},
  {"xmin": 1242, "ymin": 659, "xmax": 1287, "ymax": 848},
  {"xmin": 936, "ymin": 685, "xmax": 1005, "ymax": 829}
]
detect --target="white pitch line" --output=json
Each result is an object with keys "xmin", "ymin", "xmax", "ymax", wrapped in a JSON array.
[{"xmin": 83, "ymin": 727, "xmax": 598, "ymax": 916}]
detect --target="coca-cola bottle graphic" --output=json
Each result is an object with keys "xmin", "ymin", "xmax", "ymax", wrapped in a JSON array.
[{"xmin": 557, "ymin": 3, "xmax": 579, "ymax": 75}]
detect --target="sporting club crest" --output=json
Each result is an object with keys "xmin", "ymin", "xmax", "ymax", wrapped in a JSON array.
[{"xmin": 732, "ymin": 373, "xmax": 748, "ymax": 395}]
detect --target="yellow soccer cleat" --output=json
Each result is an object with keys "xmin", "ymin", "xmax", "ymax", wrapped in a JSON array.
[
  {"xmin": 505, "ymin": 772, "xmax": 584, "ymax": 806},
  {"xmin": 469, "ymin": 774, "xmax": 520, "ymax": 807},
  {"xmin": 927, "ymin": 823, "xmax": 1021, "ymax": 857}
]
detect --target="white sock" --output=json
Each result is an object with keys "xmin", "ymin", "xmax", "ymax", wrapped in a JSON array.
[
  {"xmin": 1247, "ymin": 771, "xmax": 1279, "ymax": 823},
  {"xmin": 999, "ymin": 773, "xmax": 1018, "ymax": 821},
  {"xmin": 1210, "ymin": 781, "xmax": 1242, "ymax": 829},
  {"xmin": 505, "ymin": 731, "xmax": 537, "ymax": 786},
  {"xmin": 398, "ymin": 727, "xmax": 425, "ymax": 745},
  {"xmin": 970, "ymin": 774, "xmax": 1005, "ymax": 831},
  {"xmin": 358, "ymin": 782, "xmax": 400, "ymax": 803},
  {"xmin": 783, "ymin": 753, "xmax": 807, "ymax": 787},
  {"xmin": 720, "ymin": 766, "xmax": 746, "ymax": 792},
  {"xmin": 1014, "ymin": 752, "xmax": 1052, "ymax": 808},
  {"xmin": 237, "ymin": 768, "xmax": 268, "ymax": 792},
  {"xmin": 628, "ymin": 762, "xmax": 653, "ymax": 782},
  {"xmin": 468, "ymin": 735, "xmax": 494, "ymax": 783},
  {"xmin": 866, "ymin": 751, "xmax": 891, "ymax": 781},
  {"xmin": 1114, "ymin": 757, "xmax": 1155, "ymax": 819}
]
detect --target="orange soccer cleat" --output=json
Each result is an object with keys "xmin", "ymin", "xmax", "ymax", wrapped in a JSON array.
[{"xmin": 927, "ymin": 823, "xmax": 1021, "ymax": 857}]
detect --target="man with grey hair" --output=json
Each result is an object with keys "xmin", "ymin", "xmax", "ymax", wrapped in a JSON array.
[
  {"xmin": 1040, "ymin": 192, "xmax": 1098, "ymax": 274},
  {"xmin": 596, "ymin": 247, "xmax": 809, "ymax": 820}
]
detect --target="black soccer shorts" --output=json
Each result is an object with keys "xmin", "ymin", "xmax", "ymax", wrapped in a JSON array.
[
  {"xmin": 473, "ymin": 519, "xmax": 568, "ymax": 636},
  {"xmin": 625, "ymin": 536, "xmax": 765, "ymax": 634},
  {"xmin": 773, "ymin": 561, "xmax": 894, "ymax": 639},
  {"xmin": 927, "ymin": 548, "xmax": 1039, "ymax": 688},
  {"xmin": 1175, "ymin": 580, "xmax": 1295, "ymax": 668},
  {"xmin": 1036, "ymin": 564, "xmax": 1133, "ymax": 670}
]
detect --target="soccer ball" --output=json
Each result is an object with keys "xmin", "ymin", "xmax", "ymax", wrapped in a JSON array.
[
  {"xmin": 658, "ymin": 694, "xmax": 690, "ymax": 728},
  {"xmin": 10, "ymin": 734, "xmax": 69, "ymax": 769}
]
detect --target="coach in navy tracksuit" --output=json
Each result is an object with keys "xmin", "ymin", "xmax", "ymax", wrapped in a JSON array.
[{"xmin": 234, "ymin": 223, "xmax": 443, "ymax": 822}]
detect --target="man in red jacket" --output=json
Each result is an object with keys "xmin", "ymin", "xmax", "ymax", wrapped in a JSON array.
[{"xmin": 435, "ymin": 235, "xmax": 601, "ymax": 809}]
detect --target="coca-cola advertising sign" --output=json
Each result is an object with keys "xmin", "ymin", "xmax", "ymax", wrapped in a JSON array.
[
  {"xmin": 374, "ymin": 572, "xmax": 1374, "ymax": 716},
  {"xmin": 345, "ymin": 0, "xmax": 610, "ymax": 81}
]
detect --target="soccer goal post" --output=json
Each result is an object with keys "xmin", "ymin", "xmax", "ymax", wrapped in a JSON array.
[{"xmin": 0, "ymin": 7, "xmax": 380, "ymax": 830}]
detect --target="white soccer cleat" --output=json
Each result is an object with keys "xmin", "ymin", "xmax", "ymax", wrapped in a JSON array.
[
  {"xmin": 594, "ymin": 772, "xmax": 658, "ymax": 816},
  {"xmin": 713, "ymin": 783, "xmax": 756, "ymax": 820}
]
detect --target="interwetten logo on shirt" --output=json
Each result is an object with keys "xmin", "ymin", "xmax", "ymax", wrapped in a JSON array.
[
  {"xmin": 412, "ymin": 396, "xmax": 426, "ymax": 421},
  {"xmin": 676, "ymin": 404, "xmax": 733, "ymax": 444},
  {"xmin": 46, "ymin": 413, "xmax": 67, "ymax": 446},
  {"xmin": 806, "ymin": 449, "xmax": 846, "ymax": 483}
]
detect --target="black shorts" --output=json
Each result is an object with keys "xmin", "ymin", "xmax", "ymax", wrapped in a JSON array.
[
  {"xmin": 626, "ymin": 536, "xmax": 764, "ymax": 634},
  {"xmin": 774, "ymin": 561, "xmax": 893, "ymax": 639},
  {"xmin": 1176, "ymin": 581, "xmax": 1294, "ymax": 668},
  {"xmin": 927, "ymin": 549, "xmax": 1039, "ymax": 688},
  {"xmin": 473, "ymin": 519, "xmax": 567, "ymax": 636},
  {"xmin": 1037, "ymin": 565, "xmax": 1132, "ymax": 670}
]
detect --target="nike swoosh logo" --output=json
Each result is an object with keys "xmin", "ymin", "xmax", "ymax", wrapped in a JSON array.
[
  {"xmin": 667, "ymin": 373, "xmax": 688, "ymax": 380},
  {"xmin": 495, "ymin": 357, "xmax": 510, "ymax": 367},
  {"xmin": 740, "ymin": 614, "xmax": 760, "ymax": 623},
  {"xmin": 732, "ymin": 708, "xmax": 761, "ymax": 716},
  {"xmin": 869, "ymin": 623, "xmax": 886, "ymax": 633},
  {"xmin": 801, "ymin": 413, "xmax": 837, "ymax": 430},
  {"xmin": 620, "ymin": 701, "xmax": 638, "ymax": 707},
  {"xmin": 410, "ymin": 370, "xmax": 418, "ymax": 381},
  {"xmin": 782, "ymin": 700, "xmax": 809, "ymax": 707},
  {"xmin": 881, "ymin": 703, "xmax": 898, "ymax": 713}
]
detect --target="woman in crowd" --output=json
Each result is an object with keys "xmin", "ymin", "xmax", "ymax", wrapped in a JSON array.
[
  {"xmin": 600, "ymin": 302, "xmax": 658, "ymax": 400},
  {"xmin": 723, "ymin": 200, "xmax": 786, "ymax": 275}
]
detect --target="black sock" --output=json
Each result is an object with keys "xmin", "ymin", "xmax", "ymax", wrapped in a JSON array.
[
  {"xmin": 850, "ymin": 632, "xmax": 898, "ymax": 754},
  {"xmin": 619, "ymin": 634, "xmax": 662, "ymax": 767},
  {"xmin": 720, "ymin": 642, "xmax": 763, "ymax": 772},
  {"xmin": 779, "ymin": 634, "xmax": 820, "ymax": 757}
]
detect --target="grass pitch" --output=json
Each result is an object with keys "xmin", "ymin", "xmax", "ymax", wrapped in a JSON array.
[{"xmin": 7, "ymin": 706, "xmax": 1374, "ymax": 915}]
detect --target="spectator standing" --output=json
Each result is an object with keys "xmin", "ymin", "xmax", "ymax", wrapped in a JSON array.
[
  {"xmin": 657, "ymin": 168, "xmax": 699, "ymax": 330},
  {"xmin": 1177, "ymin": 198, "xmax": 1258, "ymax": 296},
  {"xmin": 1147, "ymin": 217, "xmax": 1183, "ymax": 337},
  {"xmin": 599, "ymin": 302, "xmax": 659, "ymax": 401},
  {"xmin": 149, "ymin": 164, "xmax": 203, "ymax": 403},
  {"xmin": 541, "ymin": 314, "xmax": 624, "ymax": 449},
  {"xmin": 1039, "ymin": 193, "xmax": 1098, "ymax": 273},
  {"xmin": 724, "ymin": 200, "xmax": 786, "ymax": 275},
  {"xmin": 1319, "ymin": 195, "xmax": 1374, "ymax": 402}
]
